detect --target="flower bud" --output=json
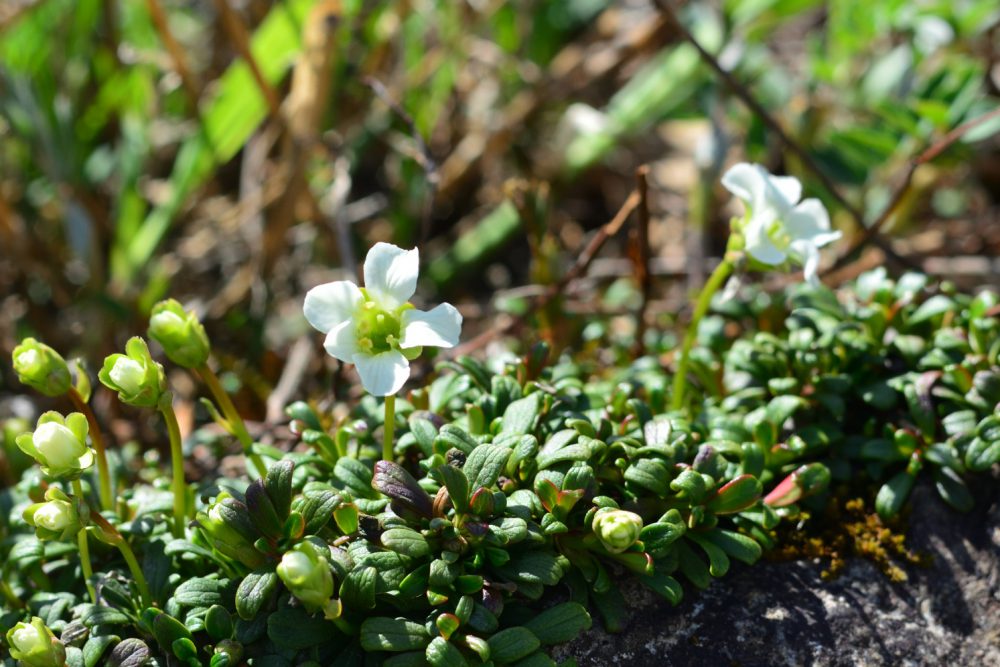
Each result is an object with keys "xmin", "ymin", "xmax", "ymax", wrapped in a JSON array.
[
  {"xmin": 196, "ymin": 497, "xmax": 266, "ymax": 570},
  {"xmin": 592, "ymin": 508, "xmax": 643, "ymax": 554},
  {"xmin": 12, "ymin": 338, "xmax": 71, "ymax": 397},
  {"xmin": 24, "ymin": 487, "xmax": 80, "ymax": 541},
  {"xmin": 148, "ymin": 299, "xmax": 211, "ymax": 368},
  {"xmin": 98, "ymin": 337, "xmax": 166, "ymax": 408},
  {"xmin": 276, "ymin": 542, "xmax": 334, "ymax": 613},
  {"xmin": 6, "ymin": 617, "xmax": 67, "ymax": 667},
  {"xmin": 15, "ymin": 412, "xmax": 94, "ymax": 479}
]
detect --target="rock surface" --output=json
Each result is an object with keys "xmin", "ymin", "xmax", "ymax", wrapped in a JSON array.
[{"xmin": 556, "ymin": 473, "xmax": 1000, "ymax": 666}]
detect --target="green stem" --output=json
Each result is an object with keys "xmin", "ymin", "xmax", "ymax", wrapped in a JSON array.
[
  {"xmin": 69, "ymin": 388, "xmax": 113, "ymax": 512},
  {"xmin": 383, "ymin": 394, "xmax": 396, "ymax": 462},
  {"xmin": 72, "ymin": 479, "xmax": 97, "ymax": 604},
  {"xmin": 159, "ymin": 399, "xmax": 187, "ymax": 538},
  {"xmin": 115, "ymin": 538, "xmax": 152, "ymax": 609},
  {"xmin": 1, "ymin": 578, "xmax": 23, "ymax": 609},
  {"xmin": 671, "ymin": 257, "xmax": 734, "ymax": 411},
  {"xmin": 198, "ymin": 364, "xmax": 269, "ymax": 478}
]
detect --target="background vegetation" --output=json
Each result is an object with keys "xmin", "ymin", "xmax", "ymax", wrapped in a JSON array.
[{"xmin": 1, "ymin": 0, "xmax": 999, "ymax": 427}]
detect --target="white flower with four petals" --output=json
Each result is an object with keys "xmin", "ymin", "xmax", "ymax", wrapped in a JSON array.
[
  {"xmin": 304, "ymin": 243, "xmax": 462, "ymax": 396},
  {"xmin": 721, "ymin": 162, "xmax": 841, "ymax": 283}
]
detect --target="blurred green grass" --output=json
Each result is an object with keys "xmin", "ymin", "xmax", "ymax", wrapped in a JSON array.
[{"xmin": 1, "ymin": 0, "xmax": 998, "ymax": 377}]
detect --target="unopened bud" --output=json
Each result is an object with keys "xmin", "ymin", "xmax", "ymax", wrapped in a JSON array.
[
  {"xmin": 6, "ymin": 617, "xmax": 66, "ymax": 667},
  {"xmin": 593, "ymin": 508, "xmax": 643, "ymax": 554},
  {"xmin": 16, "ymin": 412, "xmax": 94, "ymax": 479},
  {"xmin": 148, "ymin": 299, "xmax": 211, "ymax": 368},
  {"xmin": 24, "ymin": 486, "xmax": 81, "ymax": 541},
  {"xmin": 276, "ymin": 542, "xmax": 334, "ymax": 613},
  {"xmin": 98, "ymin": 337, "xmax": 165, "ymax": 408},
  {"xmin": 12, "ymin": 338, "xmax": 71, "ymax": 397}
]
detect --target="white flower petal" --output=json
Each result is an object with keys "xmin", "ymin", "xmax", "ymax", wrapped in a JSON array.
[
  {"xmin": 744, "ymin": 217, "xmax": 787, "ymax": 266},
  {"xmin": 304, "ymin": 281, "xmax": 363, "ymax": 333},
  {"xmin": 791, "ymin": 240, "xmax": 822, "ymax": 284},
  {"xmin": 354, "ymin": 350, "xmax": 410, "ymax": 396},
  {"xmin": 785, "ymin": 198, "xmax": 831, "ymax": 240},
  {"xmin": 721, "ymin": 162, "xmax": 764, "ymax": 205},
  {"xmin": 400, "ymin": 304, "xmax": 462, "ymax": 349},
  {"xmin": 763, "ymin": 173, "xmax": 802, "ymax": 208},
  {"xmin": 364, "ymin": 243, "xmax": 420, "ymax": 308},
  {"xmin": 323, "ymin": 320, "xmax": 359, "ymax": 363}
]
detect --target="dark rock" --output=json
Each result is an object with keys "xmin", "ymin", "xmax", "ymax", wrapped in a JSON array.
[{"xmin": 557, "ymin": 472, "xmax": 1000, "ymax": 666}]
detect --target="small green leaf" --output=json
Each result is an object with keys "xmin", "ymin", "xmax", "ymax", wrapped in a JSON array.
[
  {"xmin": 381, "ymin": 527, "xmax": 431, "ymax": 558},
  {"xmin": 236, "ymin": 569, "xmax": 279, "ymax": 621},
  {"xmin": 82, "ymin": 635, "xmax": 116, "ymax": 667},
  {"xmin": 360, "ymin": 617, "xmax": 430, "ymax": 653},
  {"xmin": 204, "ymin": 605, "xmax": 233, "ymax": 641},
  {"xmin": 487, "ymin": 627, "xmax": 540, "ymax": 664},
  {"xmin": 522, "ymin": 602, "xmax": 592, "ymax": 646},
  {"xmin": 909, "ymin": 295, "xmax": 955, "ymax": 324},
  {"xmin": 435, "ymin": 464, "xmax": 470, "ymax": 513},
  {"xmin": 933, "ymin": 467, "xmax": 974, "ymax": 513},
  {"xmin": 705, "ymin": 475, "xmax": 762, "ymax": 514},
  {"xmin": 500, "ymin": 393, "xmax": 541, "ymax": 435},
  {"xmin": 106, "ymin": 638, "xmax": 150, "ymax": 667},
  {"xmin": 875, "ymin": 470, "xmax": 916, "ymax": 520},
  {"xmin": 426, "ymin": 636, "xmax": 467, "ymax": 667},
  {"xmin": 464, "ymin": 445, "xmax": 513, "ymax": 491},
  {"xmin": 264, "ymin": 460, "xmax": 295, "ymax": 519},
  {"xmin": 340, "ymin": 566, "xmax": 378, "ymax": 610},
  {"xmin": 82, "ymin": 606, "xmax": 131, "ymax": 627},
  {"xmin": 172, "ymin": 577, "xmax": 231, "ymax": 607},
  {"xmin": 701, "ymin": 529, "xmax": 762, "ymax": 565}
]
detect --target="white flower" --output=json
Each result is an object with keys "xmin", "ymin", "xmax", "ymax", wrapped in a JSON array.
[
  {"xmin": 109, "ymin": 357, "xmax": 145, "ymax": 396},
  {"xmin": 304, "ymin": 243, "xmax": 463, "ymax": 396},
  {"xmin": 33, "ymin": 501, "xmax": 75, "ymax": 531},
  {"xmin": 33, "ymin": 422, "xmax": 88, "ymax": 470},
  {"xmin": 722, "ymin": 163, "xmax": 841, "ymax": 283}
]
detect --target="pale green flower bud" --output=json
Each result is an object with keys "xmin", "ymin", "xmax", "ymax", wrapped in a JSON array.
[
  {"xmin": 109, "ymin": 358, "xmax": 145, "ymax": 396},
  {"xmin": 276, "ymin": 542, "xmax": 334, "ymax": 613},
  {"xmin": 12, "ymin": 338, "xmax": 71, "ymax": 397},
  {"xmin": 23, "ymin": 487, "xmax": 80, "ymax": 541},
  {"xmin": 98, "ymin": 337, "xmax": 166, "ymax": 408},
  {"xmin": 6, "ymin": 617, "xmax": 66, "ymax": 667},
  {"xmin": 15, "ymin": 412, "xmax": 94, "ymax": 479},
  {"xmin": 592, "ymin": 508, "xmax": 643, "ymax": 554},
  {"xmin": 34, "ymin": 423, "xmax": 83, "ymax": 469},
  {"xmin": 148, "ymin": 299, "xmax": 211, "ymax": 368},
  {"xmin": 195, "ymin": 496, "xmax": 266, "ymax": 570}
]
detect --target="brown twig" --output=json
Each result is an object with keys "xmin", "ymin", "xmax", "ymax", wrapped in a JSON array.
[
  {"xmin": 652, "ymin": 0, "xmax": 916, "ymax": 269},
  {"xmin": 630, "ymin": 166, "xmax": 653, "ymax": 356},
  {"xmin": 145, "ymin": 0, "xmax": 202, "ymax": 111},
  {"xmin": 825, "ymin": 105, "xmax": 1000, "ymax": 275},
  {"xmin": 362, "ymin": 76, "xmax": 440, "ymax": 244},
  {"xmin": 212, "ymin": 0, "xmax": 282, "ymax": 118},
  {"xmin": 653, "ymin": 1, "xmax": 861, "ymax": 219},
  {"xmin": 451, "ymin": 188, "xmax": 642, "ymax": 356}
]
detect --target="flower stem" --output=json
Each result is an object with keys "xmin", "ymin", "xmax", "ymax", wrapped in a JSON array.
[
  {"xmin": 671, "ymin": 257, "xmax": 734, "ymax": 411},
  {"xmin": 159, "ymin": 398, "xmax": 187, "ymax": 538},
  {"xmin": 1, "ymin": 578, "xmax": 23, "ymax": 609},
  {"xmin": 383, "ymin": 394, "xmax": 396, "ymax": 462},
  {"xmin": 115, "ymin": 537, "xmax": 152, "ymax": 609},
  {"xmin": 71, "ymin": 479, "xmax": 97, "ymax": 604},
  {"xmin": 68, "ymin": 387, "xmax": 113, "ymax": 512},
  {"xmin": 88, "ymin": 509, "xmax": 153, "ymax": 609},
  {"xmin": 197, "ymin": 364, "xmax": 269, "ymax": 478}
]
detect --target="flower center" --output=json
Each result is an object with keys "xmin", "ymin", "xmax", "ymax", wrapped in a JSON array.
[
  {"xmin": 766, "ymin": 218, "xmax": 792, "ymax": 251},
  {"xmin": 355, "ymin": 300, "xmax": 403, "ymax": 354}
]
